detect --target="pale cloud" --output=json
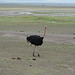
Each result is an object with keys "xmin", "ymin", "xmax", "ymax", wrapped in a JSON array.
[
  {"xmin": 43, "ymin": 0, "xmax": 57, "ymax": 3},
  {"xmin": 43, "ymin": 0, "xmax": 75, "ymax": 3},
  {"xmin": 0, "ymin": 0, "xmax": 20, "ymax": 3},
  {"xmin": 0, "ymin": 0, "xmax": 42, "ymax": 3},
  {"xmin": 0, "ymin": 0, "xmax": 75, "ymax": 3}
]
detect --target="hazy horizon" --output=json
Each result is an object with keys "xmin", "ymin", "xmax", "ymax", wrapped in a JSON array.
[
  {"xmin": 0, "ymin": 3, "xmax": 75, "ymax": 6},
  {"xmin": 0, "ymin": 0, "xmax": 75, "ymax": 3}
]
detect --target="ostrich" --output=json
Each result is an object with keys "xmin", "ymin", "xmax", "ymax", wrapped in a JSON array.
[{"xmin": 26, "ymin": 26, "xmax": 47, "ymax": 57}]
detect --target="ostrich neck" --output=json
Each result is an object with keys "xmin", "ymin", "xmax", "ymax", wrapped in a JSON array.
[{"xmin": 43, "ymin": 27, "xmax": 47, "ymax": 38}]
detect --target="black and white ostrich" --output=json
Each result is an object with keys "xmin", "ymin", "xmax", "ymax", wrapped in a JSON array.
[{"xmin": 26, "ymin": 26, "xmax": 47, "ymax": 57}]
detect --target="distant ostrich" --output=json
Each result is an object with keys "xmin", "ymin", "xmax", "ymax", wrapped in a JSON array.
[{"xmin": 26, "ymin": 26, "xmax": 47, "ymax": 57}]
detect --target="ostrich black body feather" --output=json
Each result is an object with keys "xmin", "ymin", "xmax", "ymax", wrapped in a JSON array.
[{"xmin": 26, "ymin": 35, "xmax": 44, "ymax": 46}]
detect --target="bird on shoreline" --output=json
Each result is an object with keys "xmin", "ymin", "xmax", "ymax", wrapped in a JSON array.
[{"xmin": 26, "ymin": 26, "xmax": 47, "ymax": 57}]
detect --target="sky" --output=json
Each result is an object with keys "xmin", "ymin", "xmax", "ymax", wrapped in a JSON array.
[{"xmin": 0, "ymin": 0, "xmax": 75, "ymax": 3}]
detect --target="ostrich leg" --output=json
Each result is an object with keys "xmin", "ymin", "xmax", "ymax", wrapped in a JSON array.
[{"xmin": 33, "ymin": 45, "xmax": 40, "ymax": 57}]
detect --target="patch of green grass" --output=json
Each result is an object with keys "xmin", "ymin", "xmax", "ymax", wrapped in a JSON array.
[
  {"xmin": 0, "ymin": 15, "xmax": 75, "ymax": 34},
  {"xmin": 0, "ymin": 16, "xmax": 75, "ymax": 24},
  {"xmin": 0, "ymin": 16, "xmax": 75, "ymax": 34}
]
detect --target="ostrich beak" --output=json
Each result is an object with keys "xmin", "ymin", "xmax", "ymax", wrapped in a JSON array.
[{"xmin": 26, "ymin": 40, "xmax": 29, "ymax": 43}]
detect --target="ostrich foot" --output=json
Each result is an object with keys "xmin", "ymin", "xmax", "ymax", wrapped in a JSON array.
[
  {"xmin": 33, "ymin": 52, "xmax": 40, "ymax": 57},
  {"xmin": 33, "ymin": 52, "xmax": 36, "ymax": 57},
  {"xmin": 38, "ymin": 54, "xmax": 40, "ymax": 57}
]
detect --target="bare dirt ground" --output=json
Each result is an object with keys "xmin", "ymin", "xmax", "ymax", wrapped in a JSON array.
[
  {"xmin": 0, "ymin": 31, "xmax": 75, "ymax": 75},
  {"xmin": 0, "ymin": 5, "xmax": 75, "ymax": 75},
  {"xmin": 0, "ymin": 31, "xmax": 75, "ymax": 44}
]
